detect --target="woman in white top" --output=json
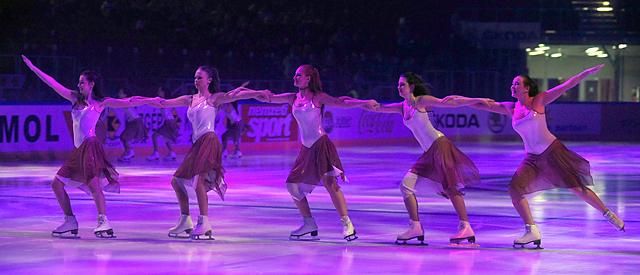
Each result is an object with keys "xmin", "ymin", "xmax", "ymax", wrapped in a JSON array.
[
  {"xmin": 233, "ymin": 64, "xmax": 376, "ymax": 242},
  {"xmin": 345, "ymin": 72, "xmax": 487, "ymax": 245},
  {"xmin": 22, "ymin": 55, "xmax": 154, "ymax": 238},
  {"xmin": 446, "ymin": 64, "xmax": 625, "ymax": 248},
  {"xmin": 149, "ymin": 66, "xmax": 265, "ymax": 240}
]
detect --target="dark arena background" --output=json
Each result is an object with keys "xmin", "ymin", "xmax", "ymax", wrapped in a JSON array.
[{"xmin": 1, "ymin": 1, "xmax": 639, "ymax": 274}]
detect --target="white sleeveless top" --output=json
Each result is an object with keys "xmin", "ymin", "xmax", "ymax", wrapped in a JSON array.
[
  {"xmin": 402, "ymin": 101, "xmax": 444, "ymax": 152},
  {"xmin": 292, "ymin": 93, "xmax": 326, "ymax": 148},
  {"xmin": 512, "ymin": 110, "xmax": 556, "ymax": 154},
  {"xmin": 187, "ymin": 98, "xmax": 217, "ymax": 142},
  {"xmin": 71, "ymin": 104, "xmax": 102, "ymax": 148}
]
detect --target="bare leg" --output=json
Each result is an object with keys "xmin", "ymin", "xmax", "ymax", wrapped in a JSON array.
[
  {"xmin": 570, "ymin": 187, "xmax": 607, "ymax": 212},
  {"xmin": 87, "ymin": 177, "xmax": 106, "ymax": 215},
  {"xmin": 323, "ymin": 176, "xmax": 348, "ymax": 217},
  {"xmin": 510, "ymin": 188, "xmax": 535, "ymax": 224},
  {"xmin": 404, "ymin": 194, "xmax": 420, "ymax": 221},
  {"xmin": 171, "ymin": 177, "xmax": 190, "ymax": 215},
  {"xmin": 449, "ymin": 192, "xmax": 469, "ymax": 221},
  {"xmin": 52, "ymin": 177, "xmax": 73, "ymax": 216},
  {"xmin": 294, "ymin": 197, "xmax": 313, "ymax": 217},
  {"xmin": 195, "ymin": 174, "xmax": 209, "ymax": 216}
]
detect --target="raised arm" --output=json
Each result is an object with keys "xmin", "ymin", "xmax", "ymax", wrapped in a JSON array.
[
  {"xmin": 542, "ymin": 64, "xmax": 604, "ymax": 105},
  {"xmin": 22, "ymin": 55, "xmax": 75, "ymax": 102}
]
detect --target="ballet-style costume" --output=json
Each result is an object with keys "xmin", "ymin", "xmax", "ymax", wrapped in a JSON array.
[
  {"xmin": 401, "ymin": 101, "xmax": 480, "ymax": 198},
  {"xmin": 510, "ymin": 108, "xmax": 624, "ymax": 248},
  {"xmin": 394, "ymin": 101, "xmax": 480, "ymax": 245},
  {"xmin": 173, "ymin": 98, "xmax": 226, "ymax": 200},
  {"xmin": 286, "ymin": 93, "xmax": 345, "ymax": 200},
  {"xmin": 285, "ymin": 93, "xmax": 356, "ymax": 241},
  {"xmin": 510, "ymin": 110, "xmax": 592, "ymax": 195},
  {"xmin": 55, "ymin": 100, "xmax": 119, "ymax": 194}
]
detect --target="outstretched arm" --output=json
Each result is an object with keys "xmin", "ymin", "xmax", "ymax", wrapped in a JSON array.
[
  {"xmin": 542, "ymin": 64, "xmax": 604, "ymax": 105},
  {"xmin": 442, "ymin": 95, "xmax": 513, "ymax": 116},
  {"xmin": 101, "ymin": 96, "xmax": 159, "ymax": 108},
  {"xmin": 21, "ymin": 55, "xmax": 75, "ymax": 102},
  {"xmin": 317, "ymin": 93, "xmax": 379, "ymax": 109},
  {"xmin": 149, "ymin": 95, "xmax": 191, "ymax": 108},
  {"xmin": 416, "ymin": 95, "xmax": 492, "ymax": 109},
  {"xmin": 218, "ymin": 87, "xmax": 272, "ymax": 104}
]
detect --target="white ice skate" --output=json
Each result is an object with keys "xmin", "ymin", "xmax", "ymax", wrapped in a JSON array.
[
  {"xmin": 449, "ymin": 220, "xmax": 476, "ymax": 245},
  {"xmin": 341, "ymin": 216, "xmax": 358, "ymax": 241},
  {"xmin": 164, "ymin": 152, "xmax": 177, "ymax": 161},
  {"xmin": 603, "ymin": 210, "xmax": 625, "ymax": 232},
  {"xmin": 168, "ymin": 214, "xmax": 194, "ymax": 238},
  {"xmin": 146, "ymin": 151, "xmax": 160, "ymax": 161},
  {"xmin": 52, "ymin": 215, "xmax": 79, "ymax": 238},
  {"xmin": 513, "ymin": 224, "xmax": 541, "ymax": 249},
  {"xmin": 190, "ymin": 215, "xmax": 214, "ymax": 240},
  {"xmin": 396, "ymin": 220, "xmax": 426, "ymax": 245},
  {"xmin": 289, "ymin": 216, "xmax": 319, "ymax": 241},
  {"xmin": 233, "ymin": 151, "xmax": 242, "ymax": 159},
  {"xmin": 94, "ymin": 214, "xmax": 115, "ymax": 238}
]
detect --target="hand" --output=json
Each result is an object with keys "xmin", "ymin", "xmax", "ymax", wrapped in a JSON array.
[
  {"xmin": 255, "ymin": 90, "xmax": 273, "ymax": 102},
  {"xmin": 338, "ymin": 96, "xmax": 354, "ymax": 102},
  {"xmin": 21, "ymin": 55, "xmax": 34, "ymax": 68},
  {"xmin": 441, "ymin": 95, "xmax": 462, "ymax": 104},
  {"xmin": 479, "ymin": 98, "xmax": 495, "ymax": 107},
  {"xmin": 147, "ymin": 97, "xmax": 164, "ymax": 107},
  {"xmin": 584, "ymin": 64, "xmax": 604, "ymax": 75},
  {"xmin": 364, "ymin": 99, "xmax": 380, "ymax": 110}
]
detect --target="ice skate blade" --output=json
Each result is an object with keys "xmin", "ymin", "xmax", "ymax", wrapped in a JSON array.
[
  {"xmin": 395, "ymin": 235, "xmax": 427, "ymax": 246},
  {"xmin": 450, "ymin": 236, "xmax": 476, "ymax": 244},
  {"xmin": 190, "ymin": 231, "xmax": 215, "ymax": 240},
  {"xmin": 344, "ymin": 231, "xmax": 358, "ymax": 242},
  {"xmin": 52, "ymin": 229, "xmax": 80, "ymax": 239},
  {"xmin": 289, "ymin": 230, "xmax": 320, "ymax": 241},
  {"xmin": 513, "ymin": 239, "xmax": 542, "ymax": 249},
  {"xmin": 168, "ymin": 229, "xmax": 193, "ymax": 239},
  {"xmin": 94, "ymin": 229, "xmax": 116, "ymax": 239}
]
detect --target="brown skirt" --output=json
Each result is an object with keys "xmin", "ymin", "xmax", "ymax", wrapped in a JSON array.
[
  {"xmin": 510, "ymin": 139, "xmax": 593, "ymax": 196},
  {"xmin": 120, "ymin": 118, "xmax": 148, "ymax": 143},
  {"xmin": 56, "ymin": 136, "xmax": 119, "ymax": 194},
  {"xmin": 155, "ymin": 119, "xmax": 179, "ymax": 143},
  {"xmin": 174, "ymin": 132, "xmax": 226, "ymax": 200},
  {"xmin": 410, "ymin": 136, "xmax": 480, "ymax": 197},
  {"xmin": 286, "ymin": 135, "xmax": 345, "ymax": 186}
]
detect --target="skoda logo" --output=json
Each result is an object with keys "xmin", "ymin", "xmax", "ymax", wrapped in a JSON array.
[{"xmin": 488, "ymin": 113, "xmax": 507, "ymax": 133}]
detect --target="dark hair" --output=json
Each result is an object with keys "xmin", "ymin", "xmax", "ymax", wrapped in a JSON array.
[
  {"xmin": 400, "ymin": 72, "xmax": 432, "ymax": 96},
  {"xmin": 298, "ymin": 64, "xmax": 323, "ymax": 94},
  {"xmin": 197, "ymin": 65, "xmax": 221, "ymax": 93},
  {"xmin": 73, "ymin": 70, "xmax": 103, "ymax": 107},
  {"xmin": 518, "ymin": 75, "xmax": 540, "ymax": 97}
]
